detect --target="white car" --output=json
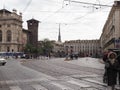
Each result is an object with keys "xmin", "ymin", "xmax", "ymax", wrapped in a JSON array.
[{"xmin": 0, "ymin": 58, "xmax": 7, "ymax": 66}]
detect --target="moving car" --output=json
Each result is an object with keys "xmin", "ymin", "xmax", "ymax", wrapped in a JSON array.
[{"xmin": 0, "ymin": 58, "xmax": 7, "ymax": 66}]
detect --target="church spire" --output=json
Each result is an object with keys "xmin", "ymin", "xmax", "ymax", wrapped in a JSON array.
[{"xmin": 58, "ymin": 23, "xmax": 61, "ymax": 42}]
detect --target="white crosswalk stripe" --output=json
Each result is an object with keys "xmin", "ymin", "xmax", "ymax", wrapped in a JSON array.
[
  {"xmin": 32, "ymin": 84, "xmax": 48, "ymax": 90},
  {"xmin": 4, "ymin": 78, "xmax": 106, "ymax": 90},
  {"xmin": 83, "ymin": 78, "xmax": 106, "ymax": 86},
  {"xmin": 67, "ymin": 80, "xmax": 91, "ymax": 88},
  {"xmin": 9, "ymin": 86, "xmax": 22, "ymax": 90}
]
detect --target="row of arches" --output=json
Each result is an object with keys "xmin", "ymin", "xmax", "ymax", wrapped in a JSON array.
[{"xmin": 0, "ymin": 30, "xmax": 11, "ymax": 42}]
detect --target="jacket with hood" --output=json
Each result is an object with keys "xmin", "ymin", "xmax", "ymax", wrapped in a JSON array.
[{"xmin": 105, "ymin": 51, "xmax": 118, "ymax": 86}]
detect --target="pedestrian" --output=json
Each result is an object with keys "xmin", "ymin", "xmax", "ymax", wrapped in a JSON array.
[
  {"xmin": 105, "ymin": 51, "xmax": 118, "ymax": 90},
  {"xmin": 103, "ymin": 50, "xmax": 109, "ymax": 62},
  {"xmin": 103, "ymin": 50, "xmax": 110, "ymax": 83}
]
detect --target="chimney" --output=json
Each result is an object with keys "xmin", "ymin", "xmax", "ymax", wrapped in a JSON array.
[
  {"xmin": 19, "ymin": 12, "xmax": 22, "ymax": 16},
  {"xmin": 12, "ymin": 9, "xmax": 17, "ymax": 13}
]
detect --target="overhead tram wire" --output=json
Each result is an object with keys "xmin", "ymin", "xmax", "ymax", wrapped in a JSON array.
[
  {"xmin": 64, "ymin": 0, "xmax": 112, "ymax": 7},
  {"xmin": 41, "ymin": 1, "xmax": 70, "ymax": 23},
  {"xmin": 39, "ymin": 1, "xmax": 113, "ymax": 22},
  {"xmin": 22, "ymin": 0, "xmax": 63, "ymax": 14},
  {"xmin": 41, "ymin": 8, "xmax": 64, "ymax": 22},
  {"xmin": 64, "ymin": 0, "xmax": 112, "ymax": 22},
  {"xmin": 41, "ymin": 1, "xmax": 113, "ymax": 25},
  {"xmin": 41, "ymin": 0, "xmax": 89, "ymax": 24},
  {"xmin": 96, "ymin": 0, "xmax": 101, "ymax": 8},
  {"xmin": 23, "ymin": 0, "xmax": 32, "ymax": 13}
]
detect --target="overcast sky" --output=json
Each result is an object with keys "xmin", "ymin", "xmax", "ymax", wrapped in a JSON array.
[{"xmin": 0, "ymin": 0, "xmax": 115, "ymax": 42}]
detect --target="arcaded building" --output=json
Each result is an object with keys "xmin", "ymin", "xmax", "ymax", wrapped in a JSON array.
[
  {"xmin": 100, "ymin": 1, "xmax": 120, "ymax": 51},
  {"xmin": 64, "ymin": 40, "xmax": 100, "ymax": 57}
]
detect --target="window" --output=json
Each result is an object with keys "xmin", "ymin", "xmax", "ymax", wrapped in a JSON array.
[
  {"xmin": 7, "ymin": 30, "xmax": 12, "ymax": 42},
  {"xmin": 7, "ymin": 47, "xmax": 10, "ymax": 52},
  {"xmin": 30, "ymin": 22, "xmax": 32, "ymax": 25},
  {"xmin": 0, "ymin": 46, "xmax": 1, "ymax": 52},
  {"xmin": 7, "ymin": 24, "xmax": 10, "ymax": 27},
  {"xmin": 0, "ymin": 30, "xmax": 2, "ymax": 42}
]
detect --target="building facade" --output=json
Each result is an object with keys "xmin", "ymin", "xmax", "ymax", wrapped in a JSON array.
[
  {"xmin": 64, "ymin": 40, "xmax": 100, "ymax": 57},
  {"xmin": 22, "ymin": 29, "xmax": 30, "ymax": 47},
  {"xmin": 100, "ymin": 1, "xmax": 120, "ymax": 51},
  {"xmin": 0, "ymin": 9, "xmax": 23, "ymax": 52},
  {"xmin": 52, "ymin": 41, "xmax": 64, "ymax": 57},
  {"xmin": 0, "ymin": 9, "xmax": 39, "ymax": 54}
]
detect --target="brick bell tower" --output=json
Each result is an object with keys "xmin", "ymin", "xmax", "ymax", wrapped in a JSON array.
[{"xmin": 27, "ymin": 18, "xmax": 39, "ymax": 48}]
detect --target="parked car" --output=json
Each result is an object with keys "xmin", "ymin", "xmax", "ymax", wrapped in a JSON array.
[{"xmin": 0, "ymin": 58, "xmax": 7, "ymax": 66}]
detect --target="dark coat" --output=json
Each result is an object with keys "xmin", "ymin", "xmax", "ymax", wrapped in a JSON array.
[{"xmin": 105, "ymin": 60, "xmax": 118, "ymax": 86}]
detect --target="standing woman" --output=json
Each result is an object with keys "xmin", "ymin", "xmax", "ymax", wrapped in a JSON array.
[{"xmin": 105, "ymin": 52, "xmax": 118, "ymax": 90}]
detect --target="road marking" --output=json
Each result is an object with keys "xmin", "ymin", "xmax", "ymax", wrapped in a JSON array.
[
  {"xmin": 83, "ymin": 78, "xmax": 107, "ymax": 86},
  {"xmin": 51, "ymin": 82, "xmax": 74, "ymax": 90},
  {"xmin": 67, "ymin": 80, "xmax": 91, "ymax": 88},
  {"xmin": 71, "ymin": 74, "xmax": 101, "ymax": 78},
  {"xmin": 9, "ymin": 86, "xmax": 22, "ymax": 90},
  {"xmin": 32, "ymin": 84, "xmax": 48, "ymax": 90},
  {"xmin": 0, "ymin": 78, "xmax": 49, "ymax": 85}
]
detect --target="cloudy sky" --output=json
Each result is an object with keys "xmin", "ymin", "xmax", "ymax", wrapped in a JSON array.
[{"xmin": 0, "ymin": 0, "xmax": 115, "ymax": 42}]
